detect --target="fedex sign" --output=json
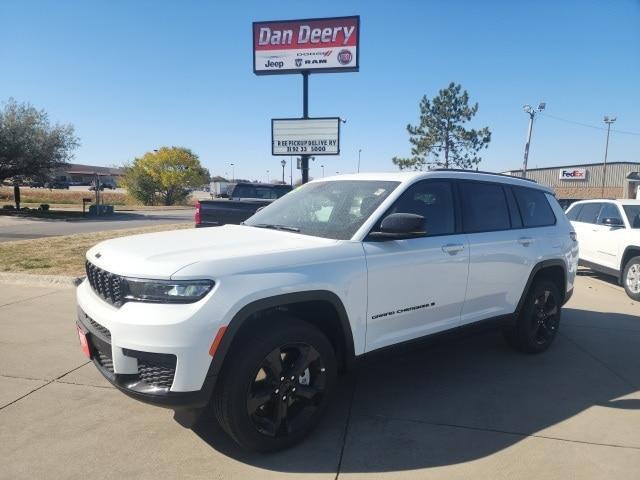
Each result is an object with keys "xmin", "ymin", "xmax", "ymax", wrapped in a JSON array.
[{"xmin": 560, "ymin": 168, "xmax": 587, "ymax": 180}]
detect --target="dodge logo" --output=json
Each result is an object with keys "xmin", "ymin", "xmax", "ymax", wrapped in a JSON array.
[{"xmin": 295, "ymin": 58, "xmax": 303, "ymax": 67}]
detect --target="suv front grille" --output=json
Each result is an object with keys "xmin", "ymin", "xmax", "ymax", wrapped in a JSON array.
[
  {"xmin": 123, "ymin": 349, "xmax": 177, "ymax": 390},
  {"xmin": 138, "ymin": 360, "xmax": 176, "ymax": 389},
  {"xmin": 87, "ymin": 317, "xmax": 111, "ymax": 341},
  {"xmin": 85, "ymin": 261, "xmax": 124, "ymax": 306},
  {"xmin": 95, "ymin": 346, "xmax": 114, "ymax": 373}
]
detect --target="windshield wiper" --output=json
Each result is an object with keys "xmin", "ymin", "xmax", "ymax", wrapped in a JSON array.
[{"xmin": 251, "ymin": 223, "xmax": 300, "ymax": 232}]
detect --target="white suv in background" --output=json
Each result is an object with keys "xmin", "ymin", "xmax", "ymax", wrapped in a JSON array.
[
  {"xmin": 76, "ymin": 171, "xmax": 578, "ymax": 451},
  {"xmin": 566, "ymin": 199, "xmax": 640, "ymax": 300}
]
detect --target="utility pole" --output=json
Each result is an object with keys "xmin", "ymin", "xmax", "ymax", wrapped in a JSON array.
[
  {"xmin": 521, "ymin": 102, "xmax": 546, "ymax": 178},
  {"xmin": 357, "ymin": 149, "xmax": 362, "ymax": 173},
  {"xmin": 602, "ymin": 116, "xmax": 616, "ymax": 198},
  {"xmin": 301, "ymin": 72, "xmax": 310, "ymax": 184}
]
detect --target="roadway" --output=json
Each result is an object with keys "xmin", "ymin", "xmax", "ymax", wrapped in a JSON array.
[{"xmin": 0, "ymin": 209, "xmax": 193, "ymax": 242}]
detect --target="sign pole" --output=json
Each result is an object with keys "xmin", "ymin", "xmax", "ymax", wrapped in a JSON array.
[{"xmin": 301, "ymin": 71, "xmax": 310, "ymax": 184}]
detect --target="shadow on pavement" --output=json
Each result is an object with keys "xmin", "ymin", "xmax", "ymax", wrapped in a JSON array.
[{"xmin": 189, "ymin": 307, "xmax": 640, "ymax": 473}]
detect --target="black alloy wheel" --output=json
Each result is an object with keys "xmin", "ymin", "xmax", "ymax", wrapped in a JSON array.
[
  {"xmin": 531, "ymin": 289, "xmax": 560, "ymax": 345},
  {"xmin": 247, "ymin": 343, "xmax": 327, "ymax": 437},
  {"xmin": 504, "ymin": 279, "xmax": 562, "ymax": 353},
  {"xmin": 213, "ymin": 316, "xmax": 336, "ymax": 452}
]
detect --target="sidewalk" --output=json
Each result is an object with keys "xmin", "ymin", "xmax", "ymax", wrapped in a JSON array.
[{"xmin": 1, "ymin": 275, "xmax": 638, "ymax": 479}]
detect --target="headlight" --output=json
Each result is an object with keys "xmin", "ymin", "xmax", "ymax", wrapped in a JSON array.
[{"xmin": 121, "ymin": 278, "xmax": 214, "ymax": 304}]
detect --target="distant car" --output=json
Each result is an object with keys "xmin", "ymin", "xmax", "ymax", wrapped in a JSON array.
[
  {"xmin": 25, "ymin": 180, "xmax": 45, "ymax": 188},
  {"xmin": 566, "ymin": 199, "xmax": 640, "ymax": 300},
  {"xmin": 89, "ymin": 183, "xmax": 116, "ymax": 191},
  {"xmin": 46, "ymin": 180, "xmax": 70, "ymax": 189}
]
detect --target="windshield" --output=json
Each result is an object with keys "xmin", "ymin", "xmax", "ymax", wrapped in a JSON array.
[
  {"xmin": 623, "ymin": 205, "xmax": 640, "ymax": 228},
  {"xmin": 244, "ymin": 180, "xmax": 400, "ymax": 240}
]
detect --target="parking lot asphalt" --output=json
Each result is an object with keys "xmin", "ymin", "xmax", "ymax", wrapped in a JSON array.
[
  {"xmin": 0, "ymin": 209, "xmax": 193, "ymax": 242},
  {"xmin": 0, "ymin": 273, "xmax": 638, "ymax": 479}
]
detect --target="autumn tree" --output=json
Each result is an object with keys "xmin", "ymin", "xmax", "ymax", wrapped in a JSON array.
[
  {"xmin": 121, "ymin": 147, "xmax": 209, "ymax": 205},
  {"xmin": 393, "ymin": 82, "xmax": 491, "ymax": 170}
]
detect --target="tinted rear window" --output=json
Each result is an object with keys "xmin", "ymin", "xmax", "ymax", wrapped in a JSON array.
[
  {"xmin": 460, "ymin": 182, "xmax": 511, "ymax": 232},
  {"xmin": 513, "ymin": 187, "xmax": 556, "ymax": 227}
]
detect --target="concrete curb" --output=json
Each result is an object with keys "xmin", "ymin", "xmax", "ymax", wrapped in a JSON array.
[{"xmin": 0, "ymin": 272, "xmax": 83, "ymax": 288}]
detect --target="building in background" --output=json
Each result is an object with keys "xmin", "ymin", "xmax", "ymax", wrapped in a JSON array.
[
  {"xmin": 51, "ymin": 163, "xmax": 123, "ymax": 186},
  {"xmin": 504, "ymin": 162, "xmax": 640, "ymax": 207}
]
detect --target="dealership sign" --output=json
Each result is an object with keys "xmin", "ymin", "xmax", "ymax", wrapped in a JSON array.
[
  {"xmin": 559, "ymin": 168, "xmax": 587, "ymax": 180},
  {"xmin": 272, "ymin": 118, "xmax": 340, "ymax": 155},
  {"xmin": 253, "ymin": 16, "xmax": 359, "ymax": 75}
]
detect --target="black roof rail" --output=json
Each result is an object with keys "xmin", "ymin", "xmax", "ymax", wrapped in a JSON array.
[{"xmin": 430, "ymin": 168, "xmax": 538, "ymax": 183}]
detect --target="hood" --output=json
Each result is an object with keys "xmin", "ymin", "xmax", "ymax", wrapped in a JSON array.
[{"xmin": 86, "ymin": 224, "xmax": 338, "ymax": 278}]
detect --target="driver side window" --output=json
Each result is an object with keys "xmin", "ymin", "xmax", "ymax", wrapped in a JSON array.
[{"xmin": 382, "ymin": 181, "xmax": 455, "ymax": 236}]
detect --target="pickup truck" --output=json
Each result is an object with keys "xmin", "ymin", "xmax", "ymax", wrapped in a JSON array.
[{"xmin": 195, "ymin": 182, "xmax": 292, "ymax": 227}]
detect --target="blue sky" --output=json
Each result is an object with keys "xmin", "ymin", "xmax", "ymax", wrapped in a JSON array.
[{"xmin": 1, "ymin": 0, "xmax": 639, "ymax": 182}]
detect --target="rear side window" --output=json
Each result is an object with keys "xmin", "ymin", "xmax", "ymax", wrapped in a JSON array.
[
  {"xmin": 576, "ymin": 203, "xmax": 602, "ymax": 224},
  {"xmin": 460, "ymin": 182, "xmax": 511, "ymax": 233},
  {"xmin": 513, "ymin": 187, "xmax": 556, "ymax": 227},
  {"xmin": 565, "ymin": 204, "xmax": 583, "ymax": 221}
]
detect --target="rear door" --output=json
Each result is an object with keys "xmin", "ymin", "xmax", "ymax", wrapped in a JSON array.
[
  {"xmin": 363, "ymin": 180, "xmax": 469, "ymax": 351},
  {"xmin": 459, "ymin": 181, "xmax": 538, "ymax": 323}
]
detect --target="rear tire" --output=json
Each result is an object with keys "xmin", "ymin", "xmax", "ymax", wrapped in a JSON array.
[
  {"xmin": 212, "ymin": 315, "xmax": 337, "ymax": 452},
  {"xmin": 504, "ymin": 279, "xmax": 562, "ymax": 353},
  {"xmin": 622, "ymin": 256, "xmax": 640, "ymax": 301}
]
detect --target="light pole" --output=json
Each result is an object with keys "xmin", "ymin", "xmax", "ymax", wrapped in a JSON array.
[
  {"xmin": 321, "ymin": 165, "xmax": 325, "ymax": 177},
  {"xmin": 266, "ymin": 170, "xmax": 270, "ymax": 183},
  {"xmin": 281, "ymin": 159, "xmax": 286, "ymax": 184},
  {"xmin": 357, "ymin": 149, "xmax": 362, "ymax": 173},
  {"xmin": 602, "ymin": 116, "xmax": 616, "ymax": 198},
  {"xmin": 521, "ymin": 102, "xmax": 546, "ymax": 178},
  {"xmin": 230, "ymin": 163, "xmax": 235, "ymax": 182}
]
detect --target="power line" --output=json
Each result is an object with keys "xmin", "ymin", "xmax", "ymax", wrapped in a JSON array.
[{"xmin": 539, "ymin": 112, "xmax": 640, "ymax": 137}]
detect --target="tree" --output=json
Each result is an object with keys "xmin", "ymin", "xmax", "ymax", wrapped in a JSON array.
[
  {"xmin": 0, "ymin": 98, "xmax": 79, "ymax": 208},
  {"xmin": 392, "ymin": 82, "xmax": 491, "ymax": 171},
  {"xmin": 120, "ymin": 147, "xmax": 210, "ymax": 206}
]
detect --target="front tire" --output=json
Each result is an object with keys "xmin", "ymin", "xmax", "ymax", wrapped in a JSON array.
[
  {"xmin": 504, "ymin": 279, "xmax": 562, "ymax": 353},
  {"xmin": 212, "ymin": 316, "xmax": 337, "ymax": 452},
  {"xmin": 622, "ymin": 256, "xmax": 640, "ymax": 301}
]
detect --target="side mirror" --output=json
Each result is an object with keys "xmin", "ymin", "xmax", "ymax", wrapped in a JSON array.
[
  {"xmin": 368, "ymin": 213, "xmax": 426, "ymax": 240},
  {"xmin": 601, "ymin": 217, "xmax": 624, "ymax": 227}
]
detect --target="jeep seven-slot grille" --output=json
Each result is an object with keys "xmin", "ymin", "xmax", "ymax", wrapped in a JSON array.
[{"xmin": 85, "ymin": 260, "xmax": 123, "ymax": 306}]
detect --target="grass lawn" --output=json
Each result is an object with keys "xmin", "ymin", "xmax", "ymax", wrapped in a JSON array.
[
  {"xmin": 0, "ymin": 186, "xmax": 131, "ymax": 205},
  {"xmin": 0, "ymin": 223, "xmax": 191, "ymax": 277}
]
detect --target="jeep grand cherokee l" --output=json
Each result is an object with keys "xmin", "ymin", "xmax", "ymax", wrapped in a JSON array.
[{"xmin": 76, "ymin": 170, "xmax": 578, "ymax": 451}]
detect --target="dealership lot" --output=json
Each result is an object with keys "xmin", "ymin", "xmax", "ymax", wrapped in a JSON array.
[{"xmin": 0, "ymin": 272, "xmax": 638, "ymax": 479}]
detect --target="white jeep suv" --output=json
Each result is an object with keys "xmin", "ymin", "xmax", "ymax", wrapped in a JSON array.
[
  {"xmin": 76, "ymin": 171, "xmax": 578, "ymax": 451},
  {"xmin": 565, "ymin": 199, "xmax": 640, "ymax": 300}
]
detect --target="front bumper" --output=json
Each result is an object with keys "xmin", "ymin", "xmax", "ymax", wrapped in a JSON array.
[
  {"xmin": 77, "ymin": 310, "xmax": 215, "ymax": 409},
  {"xmin": 76, "ymin": 283, "xmax": 220, "ymax": 409}
]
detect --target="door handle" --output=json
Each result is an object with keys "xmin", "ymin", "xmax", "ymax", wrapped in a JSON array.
[
  {"xmin": 442, "ymin": 243, "xmax": 464, "ymax": 255},
  {"xmin": 518, "ymin": 237, "xmax": 535, "ymax": 247}
]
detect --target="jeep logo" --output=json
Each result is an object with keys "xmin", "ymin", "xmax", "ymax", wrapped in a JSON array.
[{"xmin": 264, "ymin": 60, "xmax": 284, "ymax": 69}]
